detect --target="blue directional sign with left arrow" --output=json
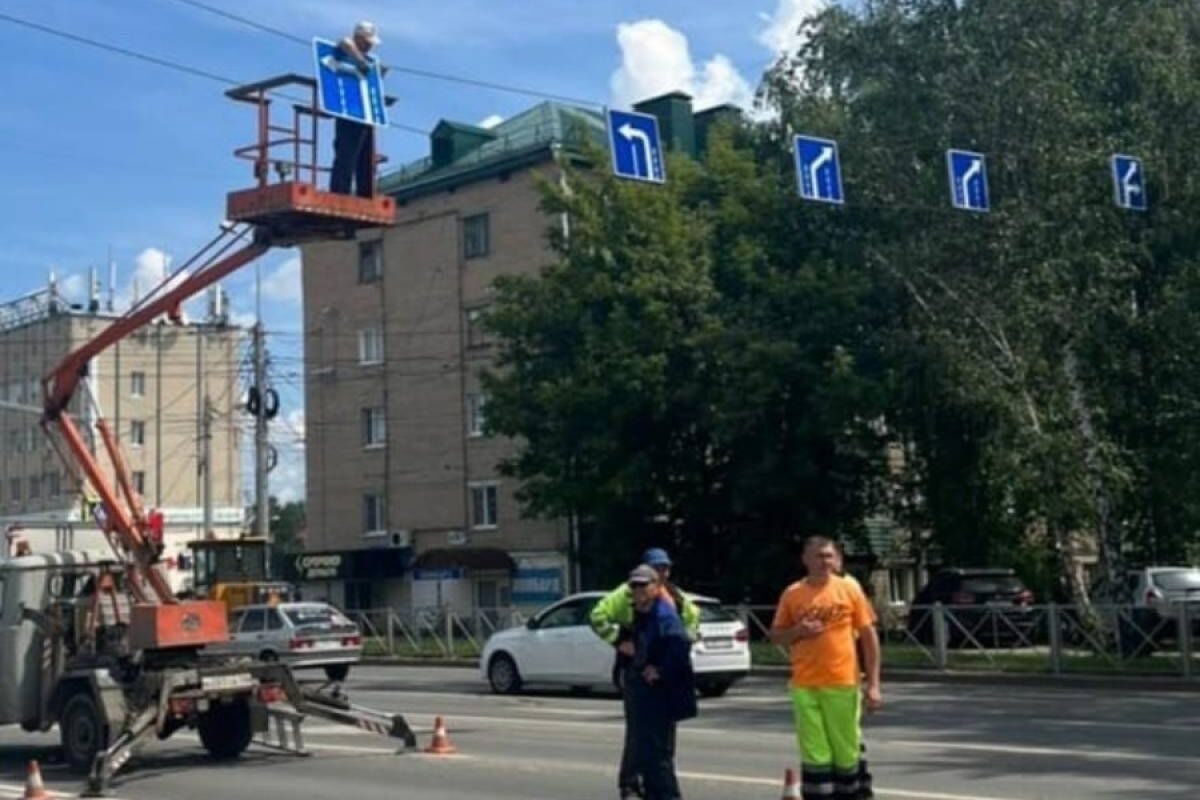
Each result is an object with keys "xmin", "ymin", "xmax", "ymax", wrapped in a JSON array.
[
  {"xmin": 793, "ymin": 135, "xmax": 844, "ymax": 205},
  {"xmin": 946, "ymin": 149, "xmax": 989, "ymax": 212},
  {"xmin": 1111, "ymin": 154, "xmax": 1147, "ymax": 211},
  {"xmin": 313, "ymin": 37, "xmax": 389, "ymax": 127},
  {"xmin": 608, "ymin": 109, "xmax": 666, "ymax": 184}
]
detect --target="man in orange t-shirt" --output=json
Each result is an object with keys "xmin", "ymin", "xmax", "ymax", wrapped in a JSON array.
[{"xmin": 770, "ymin": 536, "xmax": 882, "ymax": 800}]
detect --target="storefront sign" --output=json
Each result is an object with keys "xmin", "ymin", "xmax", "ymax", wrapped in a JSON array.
[
  {"xmin": 413, "ymin": 568, "xmax": 464, "ymax": 581},
  {"xmin": 512, "ymin": 567, "xmax": 564, "ymax": 604}
]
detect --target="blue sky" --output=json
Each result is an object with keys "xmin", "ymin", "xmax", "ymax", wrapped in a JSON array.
[{"xmin": 0, "ymin": 0, "xmax": 818, "ymax": 501}]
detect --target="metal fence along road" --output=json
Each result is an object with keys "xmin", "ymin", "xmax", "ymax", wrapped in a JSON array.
[{"xmin": 347, "ymin": 602, "xmax": 1199, "ymax": 679}]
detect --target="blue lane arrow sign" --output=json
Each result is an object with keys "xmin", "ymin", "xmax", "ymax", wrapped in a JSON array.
[
  {"xmin": 607, "ymin": 109, "xmax": 666, "ymax": 184},
  {"xmin": 793, "ymin": 135, "xmax": 844, "ymax": 205},
  {"xmin": 1111, "ymin": 154, "xmax": 1147, "ymax": 211},
  {"xmin": 313, "ymin": 37, "xmax": 389, "ymax": 127},
  {"xmin": 946, "ymin": 149, "xmax": 989, "ymax": 212}
]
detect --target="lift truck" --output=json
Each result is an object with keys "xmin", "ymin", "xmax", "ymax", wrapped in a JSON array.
[{"xmin": 2, "ymin": 74, "xmax": 407, "ymax": 795}]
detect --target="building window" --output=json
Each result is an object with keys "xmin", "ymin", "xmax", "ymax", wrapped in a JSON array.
[
  {"xmin": 8, "ymin": 479, "xmax": 19, "ymax": 502},
  {"xmin": 463, "ymin": 213, "xmax": 489, "ymax": 259},
  {"xmin": 466, "ymin": 308, "xmax": 492, "ymax": 348},
  {"xmin": 361, "ymin": 406, "xmax": 386, "ymax": 448},
  {"xmin": 469, "ymin": 483, "xmax": 499, "ymax": 529},
  {"xmin": 25, "ymin": 428, "xmax": 36, "ymax": 453},
  {"xmin": 130, "ymin": 420, "xmax": 146, "ymax": 446},
  {"xmin": 7, "ymin": 430, "xmax": 20, "ymax": 454},
  {"xmin": 132, "ymin": 471, "xmax": 146, "ymax": 495},
  {"xmin": 358, "ymin": 240, "xmax": 383, "ymax": 283},
  {"xmin": 467, "ymin": 393, "xmax": 487, "ymax": 438},
  {"xmin": 46, "ymin": 472, "xmax": 60, "ymax": 497},
  {"xmin": 28, "ymin": 476, "xmax": 40, "ymax": 500},
  {"xmin": 130, "ymin": 371, "xmax": 146, "ymax": 398},
  {"xmin": 358, "ymin": 326, "xmax": 384, "ymax": 365},
  {"xmin": 362, "ymin": 493, "xmax": 385, "ymax": 534}
]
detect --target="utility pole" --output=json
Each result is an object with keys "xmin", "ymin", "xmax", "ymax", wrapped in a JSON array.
[
  {"xmin": 202, "ymin": 396, "xmax": 213, "ymax": 539},
  {"xmin": 253, "ymin": 322, "xmax": 269, "ymax": 539},
  {"xmin": 254, "ymin": 265, "xmax": 269, "ymax": 540}
]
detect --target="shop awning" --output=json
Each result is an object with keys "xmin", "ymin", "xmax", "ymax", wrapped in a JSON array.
[{"xmin": 412, "ymin": 547, "xmax": 514, "ymax": 572}]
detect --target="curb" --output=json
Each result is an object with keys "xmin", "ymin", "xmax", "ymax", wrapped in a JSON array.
[{"xmin": 362, "ymin": 657, "xmax": 1198, "ymax": 690}]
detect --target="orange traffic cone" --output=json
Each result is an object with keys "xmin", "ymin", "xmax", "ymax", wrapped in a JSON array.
[
  {"xmin": 24, "ymin": 761, "xmax": 49, "ymax": 800},
  {"xmin": 424, "ymin": 716, "xmax": 457, "ymax": 755},
  {"xmin": 780, "ymin": 767, "xmax": 801, "ymax": 799}
]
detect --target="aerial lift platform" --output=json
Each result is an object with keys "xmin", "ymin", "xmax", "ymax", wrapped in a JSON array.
[{"xmin": 14, "ymin": 74, "xmax": 409, "ymax": 795}]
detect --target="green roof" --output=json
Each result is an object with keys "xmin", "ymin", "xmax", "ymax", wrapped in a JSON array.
[{"xmin": 380, "ymin": 102, "xmax": 606, "ymax": 199}]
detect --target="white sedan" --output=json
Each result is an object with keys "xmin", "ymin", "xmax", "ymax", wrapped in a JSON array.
[{"xmin": 480, "ymin": 591, "xmax": 750, "ymax": 697}]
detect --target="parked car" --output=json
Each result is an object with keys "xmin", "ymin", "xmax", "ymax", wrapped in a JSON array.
[
  {"xmin": 906, "ymin": 568, "xmax": 1035, "ymax": 648},
  {"xmin": 1092, "ymin": 567, "xmax": 1200, "ymax": 655},
  {"xmin": 216, "ymin": 602, "xmax": 363, "ymax": 681},
  {"xmin": 480, "ymin": 591, "xmax": 750, "ymax": 698}
]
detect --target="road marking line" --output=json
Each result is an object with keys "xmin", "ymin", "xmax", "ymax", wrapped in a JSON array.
[
  {"xmin": 402, "ymin": 751, "xmax": 1028, "ymax": 800},
  {"xmin": 887, "ymin": 738, "xmax": 1200, "ymax": 764}
]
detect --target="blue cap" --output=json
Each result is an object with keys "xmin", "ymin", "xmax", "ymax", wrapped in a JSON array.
[{"xmin": 641, "ymin": 548, "xmax": 672, "ymax": 567}]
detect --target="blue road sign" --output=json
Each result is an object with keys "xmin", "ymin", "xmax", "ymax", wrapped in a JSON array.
[
  {"xmin": 1111, "ymin": 154, "xmax": 1147, "ymax": 211},
  {"xmin": 793, "ymin": 135, "xmax": 844, "ymax": 204},
  {"xmin": 607, "ymin": 109, "xmax": 666, "ymax": 184},
  {"xmin": 946, "ymin": 149, "xmax": 989, "ymax": 212},
  {"xmin": 313, "ymin": 37, "xmax": 388, "ymax": 127}
]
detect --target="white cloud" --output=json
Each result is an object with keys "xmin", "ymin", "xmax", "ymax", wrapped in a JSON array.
[
  {"xmin": 227, "ymin": 310, "xmax": 258, "ymax": 329},
  {"xmin": 58, "ymin": 272, "xmax": 87, "ymax": 302},
  {"xmin": 478, "ymin": 114, "xmax": 504, "ymax": 129},
  {"xmin": 758, "ymin": 0, "xmax": 825, "ymax": 59},
  {"xmin": 261, "ymin": 257, "xmax": 302, "ymax": 306},
  {"xmin": 610, "ymin": 19, "xmax": 754, "ymax": 111}
]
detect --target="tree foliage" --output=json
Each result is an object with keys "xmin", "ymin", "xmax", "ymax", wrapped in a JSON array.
[{"xmin": 485, "ymin": 0, "xmax": 1200, "ymax": 600}]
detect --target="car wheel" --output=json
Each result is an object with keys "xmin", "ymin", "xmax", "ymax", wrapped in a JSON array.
[
  {"xmin": 60, "ymin": 691, "xmax": 108, "ymax": 774},
  {"xmin": 324, "ymin": 663, "xmax": 351, "ymax": 682},
  {"xmin": 488, "ymin": 653, "xmax": 522, "ymax": 694},
  {"xmin": 697, "ymin": 680, "xmax": 731, "ymax": 699},
  {"xmin": 198, "ymin": 698, "xmax": 252, "ymax": 760},
  {"xmin": 259, "ymin": 650, "xmax": 278, "ymax": 663}
]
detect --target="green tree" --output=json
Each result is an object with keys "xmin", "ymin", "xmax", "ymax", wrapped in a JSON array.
[{"xmin": 762, "ymin": 0, "xmax": 1200, "ymax": 600}]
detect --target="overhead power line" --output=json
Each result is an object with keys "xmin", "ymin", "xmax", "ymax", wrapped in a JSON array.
[{"xmin": 163, "ymin": 0, "xmax": 603, "ymax": 109}]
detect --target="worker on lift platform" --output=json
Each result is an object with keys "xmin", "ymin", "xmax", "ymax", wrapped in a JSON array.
[{"xmin": 324, "ymin": 20, "xmax": 382, "ymax": 198}]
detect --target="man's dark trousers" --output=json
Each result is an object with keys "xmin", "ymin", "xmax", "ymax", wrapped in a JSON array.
[
  {"xmin": 630, "ymin": 677, "xmax": 681, "ymax": 800},
  {"xmin": 618, "ymin": 661, "xmax": 640, "ymax": 796},
  {"xmin": 331, "ymin": 118, "xmax": 373, "ymax": 196}
]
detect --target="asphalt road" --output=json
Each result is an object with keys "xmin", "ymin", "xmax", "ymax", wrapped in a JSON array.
[{"xmin": 1, "ymin": 665, "xmax": 1197, "ymax": 799}]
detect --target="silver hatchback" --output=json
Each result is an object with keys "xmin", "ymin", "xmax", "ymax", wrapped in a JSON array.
[{"xmin": 220, "ymin": 602, "xmax": 363, "ymax": 681}]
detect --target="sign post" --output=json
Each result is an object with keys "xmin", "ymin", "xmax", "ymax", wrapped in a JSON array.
[
  {"xmin": 607, "ymin": 109, "xmax": 666, "ymax": 184},
  {"xmin": 1111, "ymin": 154, "xmax": 1147, "ymax": 211},
  {"xmin": 946, "ymin": 149, "xmax": 989, "ymax": 212},
  {"xmin": 312, "ymin": 37, "xmax": 389, "ymax": 127},
  {"xmin": 793, "ymin": 135, "xmax": 844, "ymax": 205}
]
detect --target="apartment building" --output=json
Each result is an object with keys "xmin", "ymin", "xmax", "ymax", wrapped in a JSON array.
[
  {"xmin": 0, "ymin": 283, "xmax": 244, "ymax": 586},
  {"xmin": 298, "ymin": 93, "xmax": 740, "ymax": 614}
]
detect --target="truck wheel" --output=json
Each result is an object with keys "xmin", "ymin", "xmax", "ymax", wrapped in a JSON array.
[
  {"xmin": 60, "ymin": 691, "xmax": 109, "ymax": 774},
  {"xmin": 198, "ymin": 698, "xmax": 252, "ymax": 760},
  {"xmin": 324, "ymin": 663, "xmax": 350, "ymax": 682}
]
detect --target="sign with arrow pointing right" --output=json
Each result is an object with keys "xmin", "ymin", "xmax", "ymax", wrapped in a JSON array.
[
  {"xmin": 607, "ymin": 109, "xmax": 666, "ymax": 184},
  {"xmin": 794, "ymin": 134, "xmax": 844, "ymax": 205}
]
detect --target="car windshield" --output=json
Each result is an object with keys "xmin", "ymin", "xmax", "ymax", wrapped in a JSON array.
[
  {"xmin": 960, "ymin": 576, "xmax": 1025, "ymax": 594},
  {"xmin": 284, "ymin": 605, "xmax": 353, "ymax": 631},
  {"xmin": 1153, "ymin": 570, "xmax": 1200, "ymax": 591},
  {"xmin": 696, "ymin": 602, "xmax": 737, "ymax": 623}
]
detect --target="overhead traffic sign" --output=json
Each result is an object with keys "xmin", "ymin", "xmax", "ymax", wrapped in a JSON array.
[
  {"xmin": 313, "ymin": 37, "xmax": 389, "ymax": 127},
  {"xmin": 793, "ymin": 135, "xmax": 844, "ymax": 205},
  {"xmin": 946, "ymin": 149, "xmax": 989, "ymax": 212},
  {"xmin": 607, "ymin": 109, "xmax": 666, "ymax": 184},
  {"xmin": 1111, "ymin": 154, "xmax": 1147, "ymax": 211}
]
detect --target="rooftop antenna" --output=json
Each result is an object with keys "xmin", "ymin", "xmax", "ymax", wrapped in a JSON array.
[
  {"xmin": 107, "ymin": 246, "xmax": 116, "ymax": 311},
  {"xmin": 89, "ymin": 266, "xmax": 101, "ymax": 312}
]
